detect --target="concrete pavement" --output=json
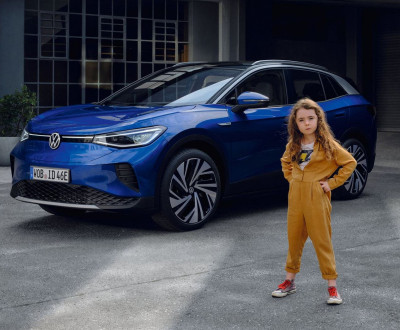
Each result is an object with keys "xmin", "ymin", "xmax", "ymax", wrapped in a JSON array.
[
  {"xmin": 0, "ymin": 132, "xmax": 399, "ymax": 329},
  {"xmin": 0, "ymin": 165, "xmax": 11, "ymax": 184}
]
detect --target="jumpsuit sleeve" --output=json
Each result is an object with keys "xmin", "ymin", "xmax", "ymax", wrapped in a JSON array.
[
  {"xmin": 327, "ymin": 141, "xmax": 357, "ymax": 190},
  {"xmin": 280, "ymin": 143, "xmax": 293, "ymax": 182}
]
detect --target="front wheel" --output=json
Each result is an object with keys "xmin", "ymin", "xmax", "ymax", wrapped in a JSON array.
[
  {"xmin": 332, "ymin": 138, "xmax": 369, "ymax": 200},
  {"xmin": 152, "ymin": 149, "xmax": 222, "ymax": 231}
]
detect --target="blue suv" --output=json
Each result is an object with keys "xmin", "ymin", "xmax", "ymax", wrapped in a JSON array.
[{"xmin": 10, "ymin": 60, "xmax": 377, "ymax": 230}]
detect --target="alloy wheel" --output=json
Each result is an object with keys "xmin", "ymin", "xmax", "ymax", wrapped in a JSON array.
[
  {"xmin": 168, "ymin": 157, "xmax": 218, "ymax": 224},
  {"xmin": 343, "ymin": 142, "xmax": 368, "ymax": 195}
]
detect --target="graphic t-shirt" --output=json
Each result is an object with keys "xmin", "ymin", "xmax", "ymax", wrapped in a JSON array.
[{"xmin": 298, "ymin": 142, "xmax": 314, "ymax": 170}]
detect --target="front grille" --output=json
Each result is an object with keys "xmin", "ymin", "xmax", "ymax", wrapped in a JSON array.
[
  {"xmin": 29, "ymin": 134, "xmax": 93, "ymax": 143},
  {"xmin": 11, "ymin": 180, "xmax": 138, "ymax": 207}
]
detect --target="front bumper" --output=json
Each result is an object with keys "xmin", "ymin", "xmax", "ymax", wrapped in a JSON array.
[
  {"xmin": 10, "ymin": 136, "xmax": 167, "ymax": 211},
  {"xmin": 10, "ymin": 180, "xmax": 143, "ymax": 210}
]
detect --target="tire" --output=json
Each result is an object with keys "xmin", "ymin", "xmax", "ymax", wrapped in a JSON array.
[
  {"xmin": 39, "ymin": 204, "xmax": 87, "ymax": 217},
  {"xmin": 332, "ymin": 138, "xmax": 369, "ymax": 200},
  {"xmin": 152, "ymin": 149, "xmax": 222, "ymax": 231}
]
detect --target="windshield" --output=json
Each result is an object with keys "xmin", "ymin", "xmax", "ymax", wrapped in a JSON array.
[{"xmin": 103, "ymin": 65, "xmax": 245, "ymax": 107}]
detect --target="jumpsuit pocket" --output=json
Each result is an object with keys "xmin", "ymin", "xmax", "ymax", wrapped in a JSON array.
[
  {"xmin": 313, "ymin": 182, "xmax": 325, "ymax": 200},
  {"xmin": 317, "ymin": 182, "xmax": 326, "ymax": 194},
  {"xmin": 318, "ymin": 182, "xmax": 332, "ymax": 202},
  {"xmin": 326, "ymin": 190, "xmax": 332, "ymax": 200}
]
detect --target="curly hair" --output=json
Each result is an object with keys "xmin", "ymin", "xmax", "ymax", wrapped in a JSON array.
[{"xmin": 287, "ymin": 98, "xmax": 338, "ymax": 162}]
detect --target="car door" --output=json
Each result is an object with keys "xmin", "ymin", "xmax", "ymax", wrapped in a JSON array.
[
  {"xmin": 224, "ymin": 69, "xmax": 291, "ymax": 194},
  {"xmin": 285, "ymin": 69, "xmax": 349, "ymax": 139}
]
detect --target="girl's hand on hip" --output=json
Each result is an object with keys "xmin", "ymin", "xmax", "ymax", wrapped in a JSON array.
[{"xmin": 319, "ymin": 180, "xmax": 331, "ymax": 193}]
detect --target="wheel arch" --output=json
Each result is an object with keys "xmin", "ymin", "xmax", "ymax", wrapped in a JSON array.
[{"xmin": 154, "ymin": 131, "xmax": 229, "ymax": 211}]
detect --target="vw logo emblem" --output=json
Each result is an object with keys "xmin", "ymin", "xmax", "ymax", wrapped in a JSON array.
[{"xmin": 49, "ymin": 133, "xmax": 61, "ymax": 150}]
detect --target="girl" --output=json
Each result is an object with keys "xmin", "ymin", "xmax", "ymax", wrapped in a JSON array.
[{"xmin": 272, "ymin": 98, "xmax": 356, "ymax": 305}]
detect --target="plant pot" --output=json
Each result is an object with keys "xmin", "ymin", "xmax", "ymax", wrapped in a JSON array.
[{"xmin": 0, "ymin": 137, "xmax": 20, "ymax": 166}]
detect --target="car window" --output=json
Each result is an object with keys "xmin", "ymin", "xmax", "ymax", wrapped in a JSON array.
[
  {"xmin": 286, "ymin": 69, "xmax": 325, "ymax": 103},
  {"xmin": 167, "ymin": 78, "xmax": 233, "ymax": 106},
  {"xmin": 327, "ymin": 75, "xmax": 347, "ymax": 97},
  {"xmin": 321, "ymin": 74, "xmax": 337, "ymax": 100},
  {"xmin": 224, "ymin": 69, "xmax": 286, "ymax": 106},
  {"xmin": 103, "ymin": 66, "xmax": 244, "ymax": 106},
  {"xmin": 321, "ymin": 74, "xmax": 348, "ymax": 100}
]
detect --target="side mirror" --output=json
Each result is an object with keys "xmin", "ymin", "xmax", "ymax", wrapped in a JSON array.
[{"xmin": 231, "ymin": 91, "xmax": 270, "ymax": 114}]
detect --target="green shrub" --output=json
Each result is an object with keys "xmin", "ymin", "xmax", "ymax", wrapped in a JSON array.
[{"xmin": 0, "ymin": 85, "xmax": 37, "ymax": 136}]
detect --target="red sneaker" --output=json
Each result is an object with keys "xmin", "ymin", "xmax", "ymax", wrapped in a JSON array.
[
  {"xmin": 272, "ymin": 279, "xmax": 296, "ymax": 297},
  {"xmin": 327, "ymin": 286, "xmax": 343, "ymax": 305}
]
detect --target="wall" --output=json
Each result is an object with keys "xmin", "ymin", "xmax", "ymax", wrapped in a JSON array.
[
  {"xmin": 190, "ymin": 1, "xmax": 219, "ymax": 61},
  {"xmin": 0, "ymin": 0, "xmax": 24, "ymax": 97},
  {"xmin": 190, "ymin": 0, "xmax": 245, "ymax": 62}
]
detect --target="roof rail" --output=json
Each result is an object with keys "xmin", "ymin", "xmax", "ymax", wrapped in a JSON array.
[
  {"xmin": 172, "ymin": 61, "xmax": 207, "ymax": 67},
  {"xmin": 252, "ymin": 60, "xmax": 327, "ymax": 71},
  {"xmin": 172, "ymin": 61, "xmax": 249, "ymax": 68}
]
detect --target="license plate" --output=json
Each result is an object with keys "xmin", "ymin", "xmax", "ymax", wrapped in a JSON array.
[{"xmin": 30, "ymin": 166, "xmax": 70, "ymax": 183}]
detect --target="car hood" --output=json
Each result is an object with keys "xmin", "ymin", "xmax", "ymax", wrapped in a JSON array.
[{"xmin": 28, "ymin": 104, "xmax": 196, "ymax": 135}]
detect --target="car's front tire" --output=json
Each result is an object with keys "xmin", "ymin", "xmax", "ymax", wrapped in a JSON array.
[
  {"xmin": 152, "ymin": 149, "xmax": 222, "ymax": 231},
  {"xmin": 333, "ymin": 138, "xmax": 369, "ymax": 200},
  {"xmin": 39, "ymin": 204, "xmax": 87, "ymax": 217}
]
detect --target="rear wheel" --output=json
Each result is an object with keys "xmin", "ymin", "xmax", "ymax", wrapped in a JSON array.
[
  {"xmin": 333, "ymin": 138, "xmax": 369, "ymax": 200},
  {"xmin": 152, "ymin": 149, "xmax": 222, "ymax": 231},
  {"xmin": 39, "ymin": 204, "xmax": 87, "ymax": 217}
]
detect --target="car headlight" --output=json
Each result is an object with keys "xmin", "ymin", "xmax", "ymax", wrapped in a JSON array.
[
  {"xmin": 20, "ymin": 128, "xmax": 29, "ymax": 142},
  {"xmin": 92, "ymin": 126, "xmax": 167, "ymax": 148}
]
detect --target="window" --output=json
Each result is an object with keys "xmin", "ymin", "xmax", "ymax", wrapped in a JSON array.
[
  {"xmin": 321, "ymin": 74, "xmax": 337, "ymax": 100},
  {"xmin": 40, "ymin": 12, "xmax": 67, "ymax": 58},
  {"xmin": 69, "ymin": 14, "xmax": 82, "ymax": 36},
  {"xmin": 225, "ymin": 70, "xmax": 286, "ymax": 106},
  {"xmin": 286, "ymin": 69, "xmax": 325, "ymax": 103},
  {"xmin": 100, "ymin": 17, "xmax": 125, "ymax": 59},
  {"xmin": 25, "ymin": 11, "xmax": 38, "ymax": 34},
  {"xmin": 327, "ymin": 75, "xmax": 347, "ymax": 97},
  {"xmin": 106, "ymin": 66, "xmax": 244, "ymax": 107},
  {"xmin": 154, "ymin": 21, "xmax": 177, "ymax": 62},
  {"xmin": 24, "ymin": 0, "xmax": 189, "ymax": 112}
]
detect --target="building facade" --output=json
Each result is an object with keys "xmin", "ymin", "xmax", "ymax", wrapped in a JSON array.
[{"xmin": 0, "ymin": 0, "xmax": 399, "ymax": 131}]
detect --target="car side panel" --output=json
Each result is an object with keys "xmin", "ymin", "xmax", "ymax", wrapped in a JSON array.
[
  {"xmin": 319, "ymin": 97, "xmax": 350, "ymax": 139},
  {"xmin": 227, "ymin": 105, "xmax": 291, "ymax": 191}
]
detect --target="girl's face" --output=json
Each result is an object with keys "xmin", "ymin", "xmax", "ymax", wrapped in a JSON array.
[{"xmin": 295, "ymin": 107, "xmax": 318, "ymax": 138}]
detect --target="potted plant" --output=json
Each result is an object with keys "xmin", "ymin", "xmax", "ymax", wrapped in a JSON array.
[{"xmin": 0, "ymin": 85, "xmax": 37, "ymax": 166}]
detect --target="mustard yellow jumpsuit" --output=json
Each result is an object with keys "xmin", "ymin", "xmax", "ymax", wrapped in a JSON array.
[{"xmin": 281, "ymin": 140, "xmax": 357, "ymax": 280}]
